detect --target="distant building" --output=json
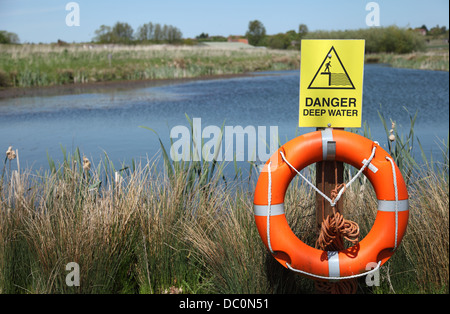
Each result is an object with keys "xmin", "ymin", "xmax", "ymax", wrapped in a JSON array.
[
  {"xmin": 227, "ymin": 35, "xmax": 249, "ymax": 44},
  {"xmin": 413, "ymin": 28, "xmax": 427, "ymax": 36}
]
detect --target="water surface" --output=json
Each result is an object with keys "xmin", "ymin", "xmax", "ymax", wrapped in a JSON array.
[{"xmin": 0, "ymin": 65, "xmax": 448, "ymax": 173}]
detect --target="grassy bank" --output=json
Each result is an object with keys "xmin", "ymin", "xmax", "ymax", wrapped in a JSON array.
[
  {"xmin": 0, "ymin": 44, "xmax": 299, "ymax": 88},
  {"xmin": 366, "ymin": 49, "xmax": 449, "ymax": 71},
  {"xmin": 1, "ymin": 114, "xmax": 448, "ymax": 294},
  {"xmin": 1, "ymin": 41, "xmax": 448, "ymax": 90}
]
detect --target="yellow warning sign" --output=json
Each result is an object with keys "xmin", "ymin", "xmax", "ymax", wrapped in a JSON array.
[{"xmin": 299, "ymin": 40, "xmax": 365, "ymax": 128}]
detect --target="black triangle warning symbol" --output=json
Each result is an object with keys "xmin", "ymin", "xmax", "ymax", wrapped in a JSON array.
[{"xmin": 308, "ymin": 46, "xmax": 355, "ymax": 90}]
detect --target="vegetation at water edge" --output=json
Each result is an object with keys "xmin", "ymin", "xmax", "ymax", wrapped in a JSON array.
[{"xmin": 0, "ymin": 113, "xmax": 448, "ymax": 294}]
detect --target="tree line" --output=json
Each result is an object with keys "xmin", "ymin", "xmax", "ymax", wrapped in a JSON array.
[
  {"xmin": 245, "ymin": 20, "xmax": 309, "ymax": 50},
  {"xmin": 93, "ymin": 21, "xmax": 183, "ymax": 44},
  {"xmin": 244, "ymin": 19, "xmax": 447, "ymax": 53},
  {"xmin": 1, "ymin": 19, "xmax": 448, "ymax": 53},
  {"xmin": 416, "ymin": 24, "xmax": 449, "ymax": 38}
]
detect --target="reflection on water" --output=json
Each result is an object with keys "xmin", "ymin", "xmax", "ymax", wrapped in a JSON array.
[{"xmin": 0, "ymin": 65, "xmax": 448, "ymax": 172}]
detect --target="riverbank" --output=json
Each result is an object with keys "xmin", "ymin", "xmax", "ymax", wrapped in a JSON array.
[
  {"xmin": 366, "ymin": 48, "xmax": 449, "ymax": 71},
  {"xmin": 0, "ymin": 72, "xmax": 258, "ymax": 100},
  {"xmin": 0, "ymin": 44, "xmax": 299, "ymax": 91},
  {"xmin": 1, "ymin": 43, "xmax": 448, "ymax": 99},
  {"xmin": 1, "ymin": 126, "xmax": 448, "ymax": 294}
]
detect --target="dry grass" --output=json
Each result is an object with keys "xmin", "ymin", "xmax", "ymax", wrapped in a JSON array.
[
  {"xmin": 0, "ymin": 44, "xmax": 300, "ymax": 88},
  {"xmin": 0, "ymin": 132, "xmax": 448, "ymax": 294},
  {"xmin": 366, "ymin": 49, "xmax": 449, "ymax": 71},
  {"xmin": 402, "ymin": 168, "xmax": 449, "ymax": 290}
]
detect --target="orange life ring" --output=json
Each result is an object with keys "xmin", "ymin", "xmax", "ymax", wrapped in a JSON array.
[{"xmin": 253, "ymin": 129, "xmax": 409, "ymax": 280}]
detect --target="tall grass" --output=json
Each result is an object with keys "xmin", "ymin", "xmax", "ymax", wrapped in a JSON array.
[
  {"xmin": 1, "ymin": 37, "xmax": 447, "ymax": 90},
  {"xmin": 0, "ymin": 113, "xmax": 448, "ymax": 294},
  {"xmin": 366, "ymin": 49, "xmax": 449, "ymax": 71},
  {"xmin": 0, "ymin": 44, "xmax": 299, "ymax": 88}
]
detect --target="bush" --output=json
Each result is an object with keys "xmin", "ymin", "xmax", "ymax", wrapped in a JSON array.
[
  {"xmin": 0, "ymin": 30, "xmax": 20, "ymax": 44},
  {"xmin": 0, "ymin": 69, "xmax": 10, "ymax": 87},
  {"xmin": 305, "ymin": 26, "xmax": 426, "ymax": 54},
  {"xmin": 267, "ymin": 33, "xmax": 291, "ymax": 50}
]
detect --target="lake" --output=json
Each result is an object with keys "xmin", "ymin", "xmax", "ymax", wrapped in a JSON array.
[{"xmin": 0, "ymin": 65, "xmax": 448, "ymax": 174}]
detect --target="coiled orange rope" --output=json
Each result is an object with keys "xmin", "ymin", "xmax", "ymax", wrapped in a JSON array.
[{"xmin": 315, "ymin": 182, "xmax": 361, "ymax": 294}]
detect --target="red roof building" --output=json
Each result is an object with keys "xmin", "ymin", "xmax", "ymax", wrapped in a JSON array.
[{"xmin": 227, "ymin": 36, "xmax": 249, "ymax": 44}]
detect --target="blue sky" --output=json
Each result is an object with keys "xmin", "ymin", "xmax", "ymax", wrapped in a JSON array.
[{"xmin": 0, "ymin": 0, "xmax": 449, "ymax": 43}]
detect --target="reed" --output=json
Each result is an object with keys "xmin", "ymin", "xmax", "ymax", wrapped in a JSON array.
[
  {"xmin": 366, "ymin": 49, "xmax": 449, "ymax": 71},
  {"xmin": 1, "ymin": 39, "xmax": 447, "ymax": 89},
  {"xmin": 0, "ymin": 44, "xmax": 299, "ymax": 88},
  {"xmin": 0, "ymin": 113, "xmax": 448, "ymax": 294}
]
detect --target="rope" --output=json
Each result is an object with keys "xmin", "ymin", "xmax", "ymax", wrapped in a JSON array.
[
  {"xmin": 331, "ymin": 145, "xmax": 377, "ymax": 206},
  {"xmin": 279, "ymin": 146, "xmax": 377, "ymax": 208},
  {"xmin": 286, "ymin": 260, "xmax": 381, "ymax": 281},
  {"xmin": 315, "ymin": 204, "xmax": 360, "ymax": 250},
  {"xmin": 385, "ymin": 156, "xmax": 399, "ymax": 251},
  {"xmin": 279, "ymin": 151, "xmax": 335, "ymax": 205},
  {"xmin": 314, "ymin": 165, "xmax": 360, "ymax": 293},
  {"xmin": 266, "ymin": 161, "xmax": 274, "ymax": 254}
]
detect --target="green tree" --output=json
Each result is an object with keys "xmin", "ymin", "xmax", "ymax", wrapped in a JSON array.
[
  {"xmin": 419, "ymin": 24, "xmax": 428, "ymax": 34},
  {"xmin": 93, "ymin": 22, "xmax": 134, "ymax": 44},
  {"xmin": 94, "ymin": 21, "xmax": 182, "ymax": 44},
  {"xmin": 286, "ymin": 30, "xmax": 297, "ymax": 41},
  {"xmin": 93, "ymin": 25, "xmax": 113, "ymax": 43},
  {"xmin": 196, "ymin": 32, "xmax": 209, "ymax": 39},
  {"xmin": 246, "ymin": 20, "xmax": 266, "ymax": 46},
  {"xmin": 165, "ymin": 25, "xmax": 183, "ymax": 43},
  {"xmin": 111, "ymin": 22, "xmax": 134, "ymax": 44},
  {"xmin": 298, "ymin": 24, "xmax": 308, "ymax": 39},
  {"xmin": 136, "ymin": 22, "xmax": 154, "ymax": 41},
  {"xmin": 429, "ymin": 25, "xmax": 447, "ymax": 39},
  {"xmin": 0, "ymin": 30, "xmax": 20, "ymax": 44},
  {"xmin": 267, "ymin": 33, "xmax": 291, "ymax": 49},
  {"xmin": 153, "ymin": 23, "xmax": 162, "ymax": 42},
  {"xmin": 136, "ymin": 22, "xmax": 182, "ymax": 43}
]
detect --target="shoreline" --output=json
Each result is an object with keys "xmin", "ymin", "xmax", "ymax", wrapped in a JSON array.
[
  {"xmin": 0, "ymin": 73, "xmax": 260, "ymax": 100},
  {"xmin": 1, "ymin": 50, "xmax": 448, "ymax": 100},
  {"xmin": 1, "ymin": 43, "xmax": 447, "ymax": 100},
  {"xmin": 0, "ymin": 44, "xmax": 300, "ymax": 99}
]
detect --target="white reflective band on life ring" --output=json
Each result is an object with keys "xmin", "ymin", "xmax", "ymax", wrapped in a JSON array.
[
  {"xmin": 254, "ymin": 203, "xmax": 285, "ymax": 216},
  {"xmin": 321, "ymin": 128, "xmax": 335, "ymax": 161},
  {"xmin": 377, "ymin": 200, "xmax": 409, "ymax": 212},
  {"xmin": 327, "ymin": 251, "xmax": 340, "ymax": 278}
]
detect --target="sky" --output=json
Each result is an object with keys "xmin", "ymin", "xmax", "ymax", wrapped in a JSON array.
[{"xmin": 0, "ymin": 0, "xmax": 449, "ymax": 43}]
